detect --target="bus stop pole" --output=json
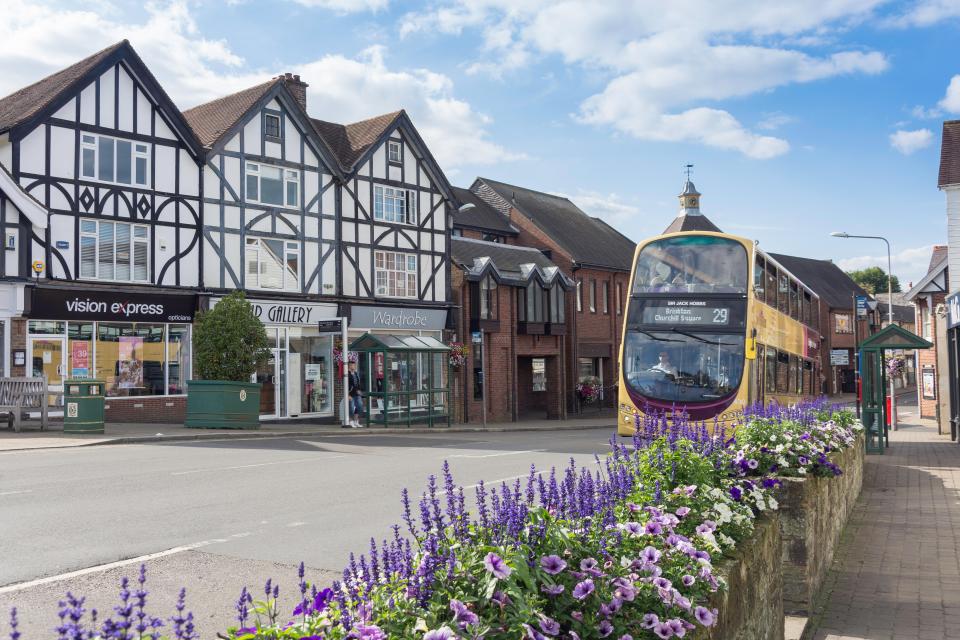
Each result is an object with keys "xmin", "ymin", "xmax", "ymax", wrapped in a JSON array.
[{"xmin": 342, "ymin": 316, "xmax": 350, "ymax": 426}]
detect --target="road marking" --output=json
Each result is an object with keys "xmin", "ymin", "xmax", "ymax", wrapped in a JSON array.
[
  {"xmin": 0, "ymin": 490, "xmax": 32, "ymax": 497},
  {"xmin": 449, "ymin": 449, "xmax": 545, "ymax": 459},
  {"xmin": 170, "ymin": 455, "xmax": 348, "ymax": 476},
  {"xmin": 286, "ymin": 521, "xmax": 307, "ymax": 528}
]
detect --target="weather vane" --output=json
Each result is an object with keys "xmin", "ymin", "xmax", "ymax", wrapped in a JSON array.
[{"xmin": 685, "ymin": 164, "xmax": 694, "ymax": 181}]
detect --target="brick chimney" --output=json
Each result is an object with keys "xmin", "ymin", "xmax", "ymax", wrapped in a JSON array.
[{"xmin": 276, "ymin": 73, "xmax": 308, "ymax": 112}]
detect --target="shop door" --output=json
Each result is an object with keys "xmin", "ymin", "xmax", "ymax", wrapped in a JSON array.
[
  {"xmin": 30, "ymin": 337, "xmax": 65, "ymax": 408},
  {"xmin": 255, "ymin": 328, "xmax": 288, "ymax": 419}
]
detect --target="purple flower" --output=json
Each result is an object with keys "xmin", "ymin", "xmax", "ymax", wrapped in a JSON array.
[
  {"xmin": 653, "ymin": 577, "xmax": 672, "ymax": 590},
  {"xmin": 694, "ymin": 606, "xmax": 716, "ymax": 626},
  {"xmin": 539, "ymin": 616, "xmax": 560, "ymax": 636},
  {"xmin": 450, "ymin": 600, "xmax": 478, "ymax": 628},
  {"xmin": 798, "ymin": 455, "xmax": 810, "ymax": 465},
  {"xmin": 521, "ymin": 624, "xmax": 547, "ymax": 640},
  {"xmin": 424, "ymin": 626, "xmax": 456, "ymax": 640},
  {"xmin": 653, "ymin": 622, "xmax": 674, "ymax": 639},
  {"xmin": 681, "ymin": 574, "xmax": 695, "ymax": 587},
  {"xmin": 572, "ymin": 579, "xmax": 595, "ymax": 600},
  {"xmin": 729, "ymin": 486, "xmax": 742, "ymax": 501},
  {"xmin": 645, "ymin": 520, "xmax": 663, "ymax": 535},
  {"xmin": 598, "ymin": 620, "xmax": 613, "ymax": 637},
  {"xmin": 747, "ymin": 459, "xmax": 759, "ymax": 470},
  {"xmin": 640, "ymin": 613, "xmax": 659, "ymax": 629},
  {"xmin": 541, "ymin": 583, "xmax": 565, "ymax": 595},
  {"xmin": 484, "ymin": 552, "xmax": 512, "ymax": 579},
  {"xmin": 580, "ymin": 557, "xmax": 598, "ymax": 571},
  {"xmin": 675, "ymin": 507, "xmax": 690, "ymax": 518},
  {"xmin": 667, "ymin": 619, "xmax": 687, "ymax": 637},
  {"xmin": 540, "ymin": 555, "xmax": 567, "ymax": 575},
  {"xmin": 623, "ymin": 521, "xmax": 643, "ymax": 536},
  {"xmin": 349, "ymin": 624, "xmax": 387, "ymax": 640},
  {"xmin": 640, "ymin": 546, "xmax": 661, "ymax": 564},
  {"xmin": 491, "ymin": 591, "xmax": 512, "ymax": 608}
]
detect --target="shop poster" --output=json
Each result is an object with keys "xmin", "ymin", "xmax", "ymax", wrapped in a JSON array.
[
  {"xmin": 71, "ymin": 341, "xmax": 90, "ymax": 377},
  {"xmin": 118, "ymin": 336, "xmax": 144, "ymax": 388}
]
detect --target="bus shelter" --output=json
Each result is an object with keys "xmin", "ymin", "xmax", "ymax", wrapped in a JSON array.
[
  {"xmin": 350, "ymin": 333, "xmax": 451, "ymax": 428},
  {"xmin": 859, "ymin": 324, "xmax": 932, "ymax": 454}
]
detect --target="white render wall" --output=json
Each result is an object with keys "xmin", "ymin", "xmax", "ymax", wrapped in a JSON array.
[{"xmin": 947, "ymin": 185, "xmax": 960, "ymax": 293}]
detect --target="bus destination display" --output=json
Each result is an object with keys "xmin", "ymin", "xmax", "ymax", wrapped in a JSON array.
[{"xmin": 639, "ymin": 300, "xmax": 735, "ymax": 326}]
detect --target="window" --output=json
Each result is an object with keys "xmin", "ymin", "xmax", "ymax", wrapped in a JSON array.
[
  {"xmin": 764, "ymin": 261, "xmax": 777, "ymax": 307},
  {"xmin": 245, "ymin": 163, "xmax": 299, "ymax": 208},
  {"xmin": 451, "ymin": 228, "xmax": 463, "ymax": 237},
  {"xmin": 754, "ymin": 255, "xmax": 765, "ymax": 299},
  {"xmin": 803, "ymin": 291, "xmax": 813, "ymax": 327},
  {"xmin": 264, "ymin": 113, "xmax": 281, "ymax": 139},
  {"xmin": 478, "ymin": 275, "xmax": 498, "ymax": 320},
  {"xmin": 764, "ymin": 346, "xmax": 776, "ymax": 394},
  {"xmin": 633, "ymin": 235, "xmax": 748, "ymax": 293},
  {"xmin": 590, "ymin": 280, "xmax": 597, "ymax": 313},
  {"xmin": 532, "ymin": 358, "xmax": 546, "ymax": 391},
  {"xmin": 776, "ymin": 350, "xmax": 789, "ymax": 394},
  {"xmin": 549, "ymin": 284, "xmax": 566, "ymax": 323},
  {"xmin": 788, "ymin": 354, "xmax": 798, "ymax": 394},
  {"xmin": 921, "ymin": 302, "xmax": 932, "ymax": 339},
  {"xmin": 388, "ymin": 140, "xmax": 402, "ymax": 163},
  {"xmin": 576, "ymin": 280, "xmax": 583, "ymax": 312},
  {"xmin": 525, "ymin": 282, "xmax": 547, "ymax": 322},
  {"xmin": 835, "ymin": 313, "xmax": 853, "ymax": 334},
  {"xmin": 616, "ymin": 283, "xmax": 623, "ymax": 315},
  {"xmin": 79, "ymin": 220, "xmax": 149, "ymax": 282},
  {"xmin": 481, "ymin": 233, "xmax": 504, "ymax": 243},
  {"xmin": 375, "ymin": 250, "xmax": 417, "ymax": 298},
  {"xmin": 81, "ymin": 134, "xmax": 149, "ymax": 187},
  {"xmin": 602, "ymin": 281, "xmax": 610, "ymax": 314},
  {"xmin": 374, "ymin": 185, "xmax": 417, "ymax": 224},
  {"xmin": 777, "ymin": 271, "xmax": 789, "ymax": 314},
  {"xmin": 245, "ymin": 237, "xmax": 299, "ymax": 291},
  {"xmin": 789, "ymin": 280, "xmax": 800, "ymax": 321}
]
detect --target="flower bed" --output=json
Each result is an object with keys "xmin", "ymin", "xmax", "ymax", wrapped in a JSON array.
[{"xmin": 6, "ymin": 401, "xmax": 862, "ymax": 639}]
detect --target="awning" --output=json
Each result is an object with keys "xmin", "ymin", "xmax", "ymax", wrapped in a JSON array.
[
  {"xmin": 859, "ymin": 324, "xmax": 932, "ymax": 351},
  {"xmin": 350, "ymin": 332, "xmax": 450, "ymax": 352}
]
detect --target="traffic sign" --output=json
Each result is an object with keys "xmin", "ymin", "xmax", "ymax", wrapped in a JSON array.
[
  {"xmin": 471, "ymin": 331, "xmax": 482, "ymax": 344},
  {"xmin": 855, "ymin": 295, "xmax": 868, "ymax": 317},
  {"xmin": 830, "ymin": 349, "xmax": 849, "ymax": 366}
]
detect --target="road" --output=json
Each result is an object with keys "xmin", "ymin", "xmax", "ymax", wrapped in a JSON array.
[{"xmin": 0, "ymin": 426, "xmax": 617, "ymax": 637}]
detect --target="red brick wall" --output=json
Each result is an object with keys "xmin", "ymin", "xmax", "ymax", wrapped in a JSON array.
[
  {"xmin": 915, "ymin": 294, "xmax": 944, "ymax": 419},
  {"xmin": 104, "ymin": 396, "xmax": 186, "ymax": 423}
]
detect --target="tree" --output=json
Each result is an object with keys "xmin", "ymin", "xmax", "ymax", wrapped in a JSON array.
[
  {"xmin": 847, "ymin": 266, "xmax": 901, "ymax": 294},
  {"xmin": 192, "ymin": 291, "xmax": 270, "ymax": 381}
]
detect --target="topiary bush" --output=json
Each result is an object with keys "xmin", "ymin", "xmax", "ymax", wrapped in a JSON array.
[{"xmin": 192, "ymin": 291, "xmax": 270, "ymax": 382}]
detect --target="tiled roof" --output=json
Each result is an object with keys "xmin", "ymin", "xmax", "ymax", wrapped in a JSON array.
[
  {"xmin": 663, "ymin": 213, "xmax": 722, "ymax": 234},
  {"xmin": 940, "ymin": 121, "xmax": 960, "ymax": 187},
  {"xmin": 0, "ymin": 41, "xmax": 127, "ymax": 134},
  {"xmin": 768, "ymin": 253, "xmax": 871, "ymax": 309},
  {"xmin": 182, "ymin": 79, "xmax": 278, "ymax": 148},
  {"xmin": 451, "ymin": 186, "xmax": 517, "ymax": 235},
  {"xmin": 475, "ymin": 178, "xmax": 636, "ymax": 271},
  {"xmin": 930, "ymin": 245, "xmax": 948, "ymax": 274},
  {"xmin": 312, "ymin": 111, "xmax": 402, "ymax": 171},
  {"xmin": 451, "ymin": 237, "xmax": 559, "ymax": 281}
]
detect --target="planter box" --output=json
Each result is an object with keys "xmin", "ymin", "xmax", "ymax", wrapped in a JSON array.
[
  {"xmin": 185, "ymin": 380, "xmax": 261, "ymax": 429},
  {"xmin": 691, "ymin": 514, "xmax": 784, "ymax": 640},
  {"xmin": 774, "ymin": 432, "xmax": 865, "ymax": 617}
]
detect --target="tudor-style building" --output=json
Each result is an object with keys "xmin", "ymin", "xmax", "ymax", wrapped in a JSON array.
[
  {"xmin": 183, "ymin": 75, "xmax": 345, "ymax": 420},
  {"xmin": 0, "ymin": 40, "xmax": 203, "ymax": 420}
]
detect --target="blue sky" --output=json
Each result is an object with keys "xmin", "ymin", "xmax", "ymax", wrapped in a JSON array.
[{"xmin": 1, "ymin": 0, "xmax": 957, "ymax": 285}]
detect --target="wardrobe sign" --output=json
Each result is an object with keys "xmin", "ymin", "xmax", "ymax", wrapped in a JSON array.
[
  {"xmin": 29, "ymin": 288, "xmax": 197, "ymax": 322},
  {"xmin": 210, "ymin": 297, "xmax": 338, "ymax": 326},
  {"xmin": 351, "ymin": 305, "xmax": 447, "ymax": 331}
]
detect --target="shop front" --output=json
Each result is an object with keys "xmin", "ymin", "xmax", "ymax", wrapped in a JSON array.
[
  {"xmin": 209, "ymin": 297, "xmax": 339, "ymax": 420},
  {"xmin": 19, "ymin": 286, "xmax": 196, "ymax": 420}
]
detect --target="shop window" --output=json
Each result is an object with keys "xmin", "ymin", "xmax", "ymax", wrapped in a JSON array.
[
  {"xmin": 532, "ymin": 358, "xmax": 546, "ymax": 391},
  {"xmin": 167, "ymin": 324, "xmax": 189, "ymax": 395},
  {"xmin": 374, "ymin": 185, "xmax": 417, "ymax": 224},
  {"xmin": 375, "ymin": 250, "xmax": 417, "ymax": 298},
  {"xmin": 288, "ymin": 330, "xmax": 333, "ymax": 415},
  {"xmin": 246, "ymin": 237, "xmax": 299, "ymax": 291},
  {"xmin": 80, "ymin": 220, "xmax": 149, "ymax": 282}
]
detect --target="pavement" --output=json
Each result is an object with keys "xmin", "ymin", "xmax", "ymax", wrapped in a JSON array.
[
  {"xmin": 806, "ymin": 399, "xmax": 960, "ymax": 639},
  {"xmin": 0, "ymin": 412, "xmax": 617, "ymax": 452},
  {"xmin": 0, "ymin": 425, "xmax": 617, "ymax": 638}
]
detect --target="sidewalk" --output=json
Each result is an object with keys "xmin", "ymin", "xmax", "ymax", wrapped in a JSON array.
[
  {"xmin": 0, "ymin": 412, "xmax": 617, "ymax": 453},
  {"xmin": 806, "ymin": 415, "xmax": 960, "ymax": 639}
]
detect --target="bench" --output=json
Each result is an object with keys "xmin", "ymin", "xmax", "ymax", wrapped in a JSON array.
[{"xmin": 0, "ymin": 376, "xmax": 50, "ymax": 432}]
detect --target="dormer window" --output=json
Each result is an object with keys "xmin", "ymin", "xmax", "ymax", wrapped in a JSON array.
[
  {"xmin": 388, "ymin": 140, "xmax": 402, "ymax": 163},
  {"xmin": 264, "ymin": 114, "xmax": 281, "ymax": 139}
]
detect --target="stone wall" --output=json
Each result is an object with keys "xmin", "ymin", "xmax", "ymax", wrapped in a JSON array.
[
  {"xmin": 775, "ymin": 432, "xmax": 865, "ymax": 616},
  {"xmin": 692, "ymin": 514, "xmax": 784, "ymax": 640}
]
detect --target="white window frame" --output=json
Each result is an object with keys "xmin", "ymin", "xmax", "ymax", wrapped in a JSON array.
[
  {"xmin": 79, "ymin": 219, "xmax": 150, "ymax": 282},
  {"xmin": 80, "ymin": 133, "xmax": 150, "ymax": 187},
  {"xmin": 576, "ymin": 279, "xmax": 582, "ymax": 312},
  {"xmin": 373, "ymin": 185, "xmax": 417, "ymax": 225},
  {"xmin": 374, "ymin": 250, "xmax": 418, "ymax": 299},
  {"xmin": 387, "ymin": 140, "xmax": 402, "ymax": 163},
  {"xmin": 245, "ymin": 162, "xmax": 300, "ymax": 209},
  {"xmin": 245, "ymin": 236, "xmax": 300, "ymax": 292}
]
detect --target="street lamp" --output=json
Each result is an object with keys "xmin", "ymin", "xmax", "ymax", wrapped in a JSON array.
[{"xmin": 830, "ymin": 231, "xmax": 896, "ymax": 430}]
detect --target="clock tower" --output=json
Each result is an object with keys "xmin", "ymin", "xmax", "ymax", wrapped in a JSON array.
[
  {"xmin": 662, "ymin": 166, "xmax": 722, "ymax": 234},
  {"xmin": 679, "ymin": 178, "xmax": 701, "ymax": 215}
]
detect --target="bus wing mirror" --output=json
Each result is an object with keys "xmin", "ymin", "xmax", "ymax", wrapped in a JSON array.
[{"xmin": 745, "ymin": 338, "xmax": 757, "ymax": 360}]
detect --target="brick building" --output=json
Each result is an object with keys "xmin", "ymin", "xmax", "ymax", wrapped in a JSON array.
[
  {"xmin": 768, "ymin": 254, "xmax": 875, "ymax": 395},
  {"xmin": 450, "ymin": 236, "xmax": 573, "ymax": 422},
  {"xmin": 464, "ymin": 178, "xmax": 636, "ymax": 412},
  {"xmin": 905, "ymin": 246, "xmax": 948, "ymax": 423}
]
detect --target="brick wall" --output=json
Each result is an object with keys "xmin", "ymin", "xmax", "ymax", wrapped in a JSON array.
[
  {"xmin": 915, "ymin": 294, "xmax": 944, "ymax": 419},
  {"xmin": 104, "ymin": 396, "xmax": 186, "ymax": 423}
]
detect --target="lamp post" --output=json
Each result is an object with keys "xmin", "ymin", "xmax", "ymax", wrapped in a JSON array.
[{"xmin": 830, "ymin": 231, "xmax": 896, "ymax": 430}]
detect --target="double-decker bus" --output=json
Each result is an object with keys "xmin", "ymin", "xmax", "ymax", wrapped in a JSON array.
[{"xmin": 617, "ymin": 231, "xmax": 822, "ymax": 434}]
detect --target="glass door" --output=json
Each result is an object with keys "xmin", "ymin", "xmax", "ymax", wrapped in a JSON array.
[
  {"xmin": 30, "ymin": 337, "xmax": 65, "ymax": 408},
  {"xmin": 256, "ymin": 328, "xmax": 279, "ymax": 418}
]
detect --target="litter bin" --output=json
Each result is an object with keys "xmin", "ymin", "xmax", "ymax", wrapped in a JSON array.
[{"xmin": 63, "ymin": 379, "xmax": 105, "ymax": 434}]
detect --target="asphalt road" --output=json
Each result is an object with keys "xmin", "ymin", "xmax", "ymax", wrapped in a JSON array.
[{"xmin": 0, "ymin": 426, "xmax": 617, "ymax": 637}]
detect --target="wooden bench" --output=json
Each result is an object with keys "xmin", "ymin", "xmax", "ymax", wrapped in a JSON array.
[{"xmin": 0, "ymin": 376, "xmax": 49, "ymax": 432}]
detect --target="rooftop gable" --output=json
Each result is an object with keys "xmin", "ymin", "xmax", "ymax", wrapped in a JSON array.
[
  {"xmin": 940, "ymin": 120, "xmax": 960, "ymax": 188},
  {"xmin": 768, "ymin": 252, "xmax": 871, "ymax": 309},
  {"xmin": 451, "ymin": 186, "xmax": 517, "ymax": 235}
]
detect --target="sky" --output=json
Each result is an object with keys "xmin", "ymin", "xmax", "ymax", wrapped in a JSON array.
[{"xmin": 0, "ymin": 0, "xmax": 957, "ymax": 286}]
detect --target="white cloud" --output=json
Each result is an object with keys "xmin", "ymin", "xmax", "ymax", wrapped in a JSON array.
[
  {"xmin": 757, "ymin": 112, "xmax": 795, "ymax": 131},
  {"xmin": 290, "ymin": 0, "xmax": 388, "ymax": 12},
  {"xmin": 889, "ymin": 128, "xmax": 933, "ymax": 154},
  {"xmin": 554, "ymin": 190, "xmax": 641, "ymax": 226},
  {"xmin": 401, "ymin": 0, "xmax": 890, "ymax": 159},
  {"xmin": 885, "ymin": 0, "xmax": 960, "ymax": 27},
  {"xmin": 0, "ymin": 0, "xmax": 518, "ymax": 169},
  {"xmin": 939, "ymin": 74, "xmax": 960, "ymax": 113},
  {"xmin": 836, "ymin": 245, "xmax": 936, "ymax": 285}
]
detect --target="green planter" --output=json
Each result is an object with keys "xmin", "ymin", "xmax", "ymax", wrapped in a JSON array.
[{"xmin": 185, "ymin": 380, "xmax": 261, "ymax": 429}]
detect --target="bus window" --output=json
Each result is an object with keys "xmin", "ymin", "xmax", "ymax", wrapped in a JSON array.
[
  {"xmin": 790, "ymin": 280, "xmax": 800, "ymax": 321},
  {"xmin": 633, "ymin": 235, "xmax": 748, "ymax": 294},
  {"xmin": 765, "ymin": 347, "xmax": 776, "ymax": 395},
  {"xmin": 622, "ymin": 330, "xmax": 744, "ymax": 403},
  {"xmin": 754, "ymin": 255, "xmax": 765, "ymax": 299},
  {"xmin": 776, "ymin": 350, "xmax": 789, "ymax": 394},
  {"xmin": 777, "ymin": 271, "xmax": 789, "ymax": 315},
  {"xmin": 803, "ymin": 291, "xmax": 813, "ymax": 327},
  {"xmin": 765, "ymin": 261, "xmax": 777, "ymax": 307},
  {"xmin": 756, "ymin": 343, "xmax": 765, "ymax": 397}
]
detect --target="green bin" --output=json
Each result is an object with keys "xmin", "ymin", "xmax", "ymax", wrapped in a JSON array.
[{"xmin": 63, "ymin": 379, "xmax": 105, "ymax": 434}]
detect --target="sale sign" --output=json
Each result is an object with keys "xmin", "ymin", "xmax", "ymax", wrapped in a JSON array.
[{"xmin": 71, "ymin": 340, "xmax": 90, "ymax": 377}]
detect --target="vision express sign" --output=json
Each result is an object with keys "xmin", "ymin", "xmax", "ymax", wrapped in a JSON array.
[{"xmin": 29, "ymin": 288, "xmax": 197, "ymax": 323}]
